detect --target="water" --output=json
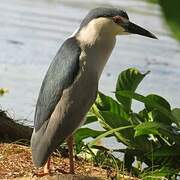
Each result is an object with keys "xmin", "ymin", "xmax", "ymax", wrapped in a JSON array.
[{"xmin": 0, "ymin": 0, "xmax": 180, "ymax": 126}]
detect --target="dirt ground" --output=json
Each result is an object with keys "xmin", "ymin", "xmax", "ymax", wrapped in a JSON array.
[
  {"xmin": 0, "ymin": 143, "xmax": 140, "ymax": 180},
  {"xmin": 0, "ymin": 143, "xmax": 112, "ymax": 179}
]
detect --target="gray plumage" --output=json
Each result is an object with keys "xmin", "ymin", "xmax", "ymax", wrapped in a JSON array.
[
  {"xmin": 34, "ymin": 37, "xmax": 80, "ymax": 131},
  {"xmin": 31, "ymin": 37, "xmax": 98, "ymax": 167}
]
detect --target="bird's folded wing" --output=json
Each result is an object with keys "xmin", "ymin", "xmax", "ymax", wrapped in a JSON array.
[{"xmin": 34, "ymin": 37, "xmax": 81, "ymax": 131}]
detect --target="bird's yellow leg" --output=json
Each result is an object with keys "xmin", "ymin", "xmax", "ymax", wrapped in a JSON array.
[
  {"xmin": 67, "ymin": 135, "xmax": 75, "ymax": 174},
  {"xmin": 44, "ymin": 158, "xmax": 51, "ymax": 174},
  {"xmin": 33, "ymin": 158, "xmax": 51, "ymax": 177}
]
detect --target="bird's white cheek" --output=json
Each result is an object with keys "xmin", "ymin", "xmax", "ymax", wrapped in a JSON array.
[
  {"xmin": 120, "ymin": 31, "xmax": 130, "ymax": 35},
  {"xmin": 116, "ymin": 26, "xmax": 128, "ymax": 35},
  {"xmin": 111, "ymin": 24, "xmax": 126, "ymax": 36}
]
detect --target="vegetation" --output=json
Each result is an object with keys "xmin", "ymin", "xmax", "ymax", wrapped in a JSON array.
[
  {"xmin": 0, "ymin": 88, "xmax": 8, "ymax": 96},
  {"xmin": 75, "ymin": 68, "xmax": 180, "ymax": 179},
  {"xmin": 148, "ymin": 0, "xmax": 180, "ymax": 41},
  {"xmin": 159, "ymin": 0, "xmax": 180, "ymax": 41}
]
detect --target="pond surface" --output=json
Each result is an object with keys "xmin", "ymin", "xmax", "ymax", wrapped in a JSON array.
[{"xmin": 0, "ymin": 0, "xmax": 180, "ymax": 126}]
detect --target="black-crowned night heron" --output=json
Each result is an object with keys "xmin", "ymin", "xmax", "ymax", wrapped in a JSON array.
[{"xmin": 31, "ymin": 7, "xmax": 157, "ymax": 174}]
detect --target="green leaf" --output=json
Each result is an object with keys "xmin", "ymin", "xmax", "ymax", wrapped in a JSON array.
[
  {"xmin": 134, "ymin": 121, "xmax": 180, "ymax": 145},
  {"xmin": 116, "ymin": 91, "xmax": 176, "ymax": 124},
  {"xmin": 115, "ymin": 68, "xmax": 149, "ymax": 111},
  {"xmin": 152, "ymin": 146, "xmax": 180, "ymax": 158},
  {"xmin": 95, "ymin": 91, "xmax": 128, "ymax": 118},
  {"xmin": 145, "ymin": 94, "xmax": 171, "ymax": 125},
  {"xmin": 124, "ymin": 149, "xmax": 135, "ymax": 171},
  {"xmin": 172, "ymin": 108, "xmax": 180, "ymax": 127},
  {"xmin": 99, "ymin": 111, "xmax": 130, "ymax": 128},
  {"xmin": 0, "ymin": 88, "xmax": 8, "ymax": 96},
  {"xmin": 135, "ymin": 122, "xmax": 162, "ymax": 137},
  {"xmin": 159, "ymin": 0, "xmax": 180, "ymax": 41},
  {"xmin": 99, "ymin": 111, "xmax": 134, "ymax": 146},
  {"xmin": 84, "ymin": 113, "xmax": 98, "ymax": 125},
  {"xmin": 145, "ymin": 94, "xmax": 171, "ymax": 112},
  {"xmin": 142, "ymin": 166, "xmax": 178, "ymax": 179},
  {"xmin": 88, "ymin": 125, "xmax": 132, "ymax": 147},
  {"xmin": 74, "ymin": 128, "xmax": 105, "ymax": 144}
]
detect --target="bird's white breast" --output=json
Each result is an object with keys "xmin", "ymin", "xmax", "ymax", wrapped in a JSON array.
[
  {"xmin": 76, "ymin": 17, "xmax": 117, "ymax": 80},
  {"xmin": 79, "ymin": 38, "xmax": 116, "ymax": 80}
]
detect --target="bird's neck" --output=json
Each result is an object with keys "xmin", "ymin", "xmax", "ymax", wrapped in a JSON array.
[
  {"xmin": 76, "ymin": 27, "xmax": 116, "ymax": 80},
  {"xmin": 76, "ymin": 17, "xmax": 116, "ymax": 46}
]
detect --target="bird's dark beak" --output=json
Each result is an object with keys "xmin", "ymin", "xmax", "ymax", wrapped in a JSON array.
[{"xmin": 123, "ymin": 21, "xmax": 158, "ymax": 39}]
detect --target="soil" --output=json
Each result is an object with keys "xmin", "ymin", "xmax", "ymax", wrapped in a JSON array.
[
  {"xmin": 0, "ymin": 143, "xmax": 110, "ymax": 179},
  {"xmin": 0, "ymin": 143, "xmax": 139, "ymax": 180}
]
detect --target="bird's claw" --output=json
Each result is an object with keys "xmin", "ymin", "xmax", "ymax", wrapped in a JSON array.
[{"xmin": 32, "ymin": 171, "xmax": 51, "ymax": 177}]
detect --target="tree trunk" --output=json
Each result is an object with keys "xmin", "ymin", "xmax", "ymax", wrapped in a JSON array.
[{"xmin": 0, "ymin": 110, "xmax": 33, "ymax": 144}]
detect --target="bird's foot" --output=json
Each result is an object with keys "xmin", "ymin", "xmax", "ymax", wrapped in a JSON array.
[
  {"xmin": 55, "ymin": 168, "xmax": 69, "ymax": 174},
  {"xmin": 55, "ymin": 167, "xmax": 75, "ymax": 174},
  {"xmin": 32, "ymin": 171, "xmax": 51, "ymax": 177},
  {"xmin": 32, "ymin": 167, "xmax": 51, "ymax": 177},
  {"xmin": 32, "ymin": 158, "xmax": 51, "ymax": 177}
]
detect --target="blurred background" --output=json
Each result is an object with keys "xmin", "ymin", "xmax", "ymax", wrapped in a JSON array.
[{"xmin": 0, "ymin": 0, "xmax": 180, "ymax": 126}]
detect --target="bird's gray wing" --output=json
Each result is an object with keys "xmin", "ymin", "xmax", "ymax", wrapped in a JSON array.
[{"xmin": 34, "ymin": 37, "xmax": 81, "ymax": 131}]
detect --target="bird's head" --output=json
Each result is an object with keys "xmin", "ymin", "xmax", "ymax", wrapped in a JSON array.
[{"xmin": 76, "ymin": 7, "xmax": 157, "ymax": 42}]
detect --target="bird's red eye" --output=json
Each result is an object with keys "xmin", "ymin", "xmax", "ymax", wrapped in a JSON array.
[{"xmin": 113, "ymin": 16, "xmax": 124, "ymax": 24}]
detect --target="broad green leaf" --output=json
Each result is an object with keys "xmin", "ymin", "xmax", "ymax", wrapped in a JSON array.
[
  {"xmin": 91, "ymin": 106, "xmax": 133, "ymax": 146},
  {"xmin": 145, "ymin": 94, "xmax": 171, "ymax": 125},
  {"xmin": 115, "ymin": 68, "xmax": 149, "ymax": 111},
  {"xmin": 159, "ymin": 0, "xmax": 180, "ymax": 41},
  {"xmin": 124, "ymin": 149, "xmax": 135, "ymax": 171},
  {"xmin": 135, "ymin": 122, "xmax": 162, "ymax": 137},
  {"xmin": 83, "ymin": 68, "xmax": 180, "ymax": 176},
  {"xmin": 99, "ymin": 111, "xmax": 134, "ymax": 146},
  {"xmin": 88, "ymin": 125, "xmax": 132, "ymax": 147},
  {"xmin": 0, "ymin": 88, "xmax": 8, "ymax": 96},
  {"xmin": 172, "ymin": 108, "xmax": 180, "ymax": 127},
  {"xmin": 100, "ymin": 111, "xmax": 130, "ymax": 128},
  {"xmin": 138, "ymin": 109, "xmax": 150, "ymax": 122},
  {"xmin": 74, "ymin": 128, "xmax": 105, "ymax": 144},
  {"xmin": 95, "ymin": 91, "xmax": 128, "ymax": 118},
  {"xmin": 116, "ymin": 91, "xmax": 176, "ymax": 124},
  {"xmin": 95, "ymin": 92, "xmax": 110, "ymax": 111},
  {"xmin": 142, "ymin": 166, "xmax": 178, "ymax": 179},
  {"xmin": 131, "ymin": 132, "xmax": 154, "ymax": 152},
  {"xmin": 134, "ymin": 121, "xmax": 180, "ymax": 145},
  {"xmin": 84, "ymin": 113, "xmax": 98, "ymax": 125},
  {"xmin": 158, "ymin": 127, "xmax": 180, "ymax": 145},
  {"xmin": 130, "ymin": 112, "xmax": 146, "ymax": 124},
  {"xmin": 152, "ymin": 146, "xmax": 180, "ymax": 158},
  {"xmin": 145, "ymin": 94, "xmax": 171, "ymax": 111}
]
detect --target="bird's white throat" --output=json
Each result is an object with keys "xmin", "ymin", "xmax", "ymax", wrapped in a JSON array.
[
  {"xmin": 76, "ymin": 18, "xmax": 117, "ymax": 80},
  {"xmin": 76, "ymin": 17, "xmax": 121, "ymax": 45}
]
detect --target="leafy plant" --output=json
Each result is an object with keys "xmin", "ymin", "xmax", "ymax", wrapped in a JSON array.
[
  {"xmin": 148, "ymin": 0, "xmax": 180, "ymax": 41},
  {"xmin": 0, "ymin": 88, "xmax": 8, "ymax": 96},
  {"xmin": 74, "ymin": 68, "xmax": 180, "ymax": 179}
]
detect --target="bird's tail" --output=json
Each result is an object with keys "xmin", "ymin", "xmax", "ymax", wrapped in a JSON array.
[
  {"xmin": 30, "ymin": 129, "xmax": 50, "ymax": 167},
  {"xmin": 30, "ymin": 121, "xmax": 65, "ymax": 167}
]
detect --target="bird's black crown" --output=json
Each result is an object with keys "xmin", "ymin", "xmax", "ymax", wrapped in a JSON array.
[{"xmin": 79, "ymin": 7, "xmax": 129, "ymax": 29}]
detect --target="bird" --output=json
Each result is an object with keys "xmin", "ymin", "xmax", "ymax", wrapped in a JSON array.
[{"xmin": 30, "ymin": 7, "xmax": 157, "ymax": 175}]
